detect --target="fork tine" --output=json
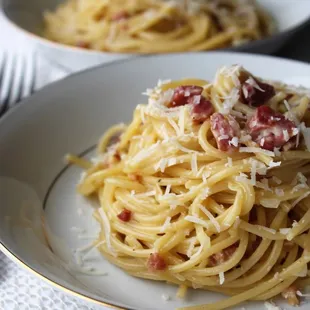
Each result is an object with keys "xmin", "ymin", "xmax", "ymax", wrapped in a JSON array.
[
  {"xmin": 9, "ymin": 54, "xmax": 24, "ymax": 108},
  {"xmin": 29, "ymin": 52, "xmax": 37, "ymax": 95},
  {"xmin": 0, "ymin": 53, "xmax": 7, "ymax": 115},
  {"xmin": 0, "ymin": 53, "xmax": 15, "ymax": 116},
  {"xmin": 0, "ymin": 53, "xmax": 6, "ymax": 85}
]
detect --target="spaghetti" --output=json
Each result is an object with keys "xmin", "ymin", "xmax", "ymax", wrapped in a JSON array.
[
  {"xmin": 68, "ymin": 65, "xmax": 310, "ymax": 310},
  {"xmin": 44, "ymin": 0, "xmax": 275, "ymax": 53}
]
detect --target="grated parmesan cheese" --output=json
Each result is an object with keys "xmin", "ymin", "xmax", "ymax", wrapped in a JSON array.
[
  {"xmin": 268, "ymin": 161, "xmax": 281, "ymax": 168},
  {"xmin": 187, "ymin": 237, "xmax": 196, "ymax": 257},
  {"xmin": 219, "ymin": 272, "xmax": 225, "ymax": 285},
  {"xmin": 157, "ymin": 79, "xmax": 171, "ymax": 87},
  {"xmin": 229, "ymin": 137, "xmax": 239, "ymax": 147},
  {"xmin": 161, "ymin": 293, "xmax": 171, "ymax": 301},
  {"xmin": 98, "ymin": 208, "xmax": 116, "ymax": 257},
  {"xmin": 297, "ymin": 172, "xmax": 308, "ymax": 184},
  {"xmin": 246, "ymin": 76, "xmax": 265, "ymax": 91},
  {"xmin": 198, "ymin": 205, "xmax": 221, "ymax": 232},
  {"xmin": 173, "ymin": 140, "xmax": 195, "ymax": 153},
  {"xmin": 160, "ymin": 216, "xmax": 171, "ymax": 233},
  {"xmin": 297, "ymin": 290, "xmax": 310, "ymax": 298},
  {"xmin": 279, "ymin": 228, "xmax": 290, "ymax": 235},
  {"xmin": 167, "ymin": 158, "xmax": 177, "ymax": 167},
  {"xmin": 239, "ymin": 134, "xmax": 252, "ymax": 143},
  {"xmin": 300, "ymin": 122, "xmax": 310, "ymax": 151},
  {"xmin": 164, "ymin": 184, "xmax": 171, "ymax": 196},
  {"xmin": 292, "ymin": 220, "xmax": 299, "ymax": 227},
  {"xmin": 284, "ymin": 99, "xmax": 299, "ymax": 125},
  {"xmin": 218, "ymin": 135, "xmax": 229, "ymax": 141},
  {"xmin": 283, "ymin": 129, "xmax": 289, "ymax": 141},
  {"xmin": 239, "ymin": 147, "xmax": 275, "ymax": 157},
  {"xmin": 168, "ymin": 117, "xmax": 181, "ymax": 136},
  {"xmin": 192, "ymin": 95, "xmax": 201, "ymax": 105},
  {"xmin": 235, "ymin": 173, "xmax": 252, "ymax": 184},
  {"xmin": 264, "ymin": 301, "xmax": 281, "ymax": 310}
]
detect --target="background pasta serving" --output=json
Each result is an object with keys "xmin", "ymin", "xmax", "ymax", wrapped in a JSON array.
[{"xmin": 44, "ymin": 0, "xmax": 275, "ymax": 53}]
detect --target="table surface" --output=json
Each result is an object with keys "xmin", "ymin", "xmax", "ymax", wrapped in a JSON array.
[{"xmin": 0, "ymin": 12, "xmax": 310, "ymax": 310}]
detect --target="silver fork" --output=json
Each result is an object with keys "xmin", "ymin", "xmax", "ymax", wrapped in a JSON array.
[{"xmin": 0, "ymin": 52, "xmax": 36, "ymax": 117}]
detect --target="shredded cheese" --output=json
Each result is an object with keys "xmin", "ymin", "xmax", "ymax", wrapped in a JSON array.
[
  {"xmin": 187, "ymin": 237, "xmax": 196, "ymax": 257},
  {"xmin": 160, "ymin": 216, "xmax": 171, "ymax": 233},
  {"xmin": 198, "ymin": 205, "xmax": 221, "ymax": 232},
  {"xmin": 264, "ymin": 301, "xmax": 281, "ymax": 310},
  {"xmin": 229, "ymin": 137, "xmax": 239, "ymax": 147},
  {"xmin": 164, "ymin": 184, "xmax": 171, "ymax": 196},
  {"xmin": 300, "ymin": 122, "xmax": 310, "ymax": 151},
  {"xmin": 98, "ymin": 208, "xmax": 116, "ymax": 256},
  {"xmin": 219, "ymin": 272, "xmax": 225, "ymax": 285},
  {"xmin": 161, "ymin": 293, "xmax": 171, "ymax": 301},
  {"xmin": 283, "ymin": 129, "xmax": 289, "ymax": 141},
  {"xmin": 239, "ymin": 147, "xmax": 275, "ymax": 157},
  {"xmin": 268, "ymin": 161, "xmax": 281, "ymax": 168},
  {"xmin": 279, "ymin": 228, "xmax": 290, "ymax": 235}
]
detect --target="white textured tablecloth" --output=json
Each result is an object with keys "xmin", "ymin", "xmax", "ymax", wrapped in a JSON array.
[{"xmin": 0, "ymin": 11, "xmax": 108, "ymax": 310}]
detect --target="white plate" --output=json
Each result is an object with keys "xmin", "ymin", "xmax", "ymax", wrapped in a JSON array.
[
  {"xmin": 1, "ymin": 0, "xmax": 310, "ymax": 72},
  {"xmin": 0, "ymin": 52, "xmax": 310, "ymax": 310}
]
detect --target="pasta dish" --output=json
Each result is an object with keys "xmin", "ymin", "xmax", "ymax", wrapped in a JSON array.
[
  {"xmin": 68, "ymin": 65, "xmax": 310, "ymax": 310},
  {"xmin": 44, "ymin": 0, "xmax": 275, "ymax": 53}
]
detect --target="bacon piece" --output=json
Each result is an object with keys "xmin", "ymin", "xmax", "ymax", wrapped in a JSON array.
[
  {"xmin": 282, "ymin": 285, "xmax": 300, "ymax": 306},
  {"xmin": 208, "ymin": 243, "xmax": 238, "ymax": 267},
  {"xmin": 190, "ymin": 97, "xmax": 214, "ymax": 123},
  {"xmin": 147, "ymin": 253, "xmax": 167, "ymax": 271},
  {"xmin": 117, "ymin": 209, "xmax": 132, "ymax": 222},
  {"xmin": 246, "ymin": 106, "xmax": 298, "ymax": 151},
  {"xmin": 113, "ymin": 151, "xmax": 121, "ymax": 161},
  {"xmin": 240, "ymin": 78, "xmax": 275, "ymax": 107},
  {"xmin": 210, "ymin": 113, "xmax": 240, "ymax": 152},
  {"xmin": 111, "ymin": 11, "xmax": 129, "ymax": 21},
  {"xmin": 170, "ymin": 85, "xmax": 203, "ymax": 107}
]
